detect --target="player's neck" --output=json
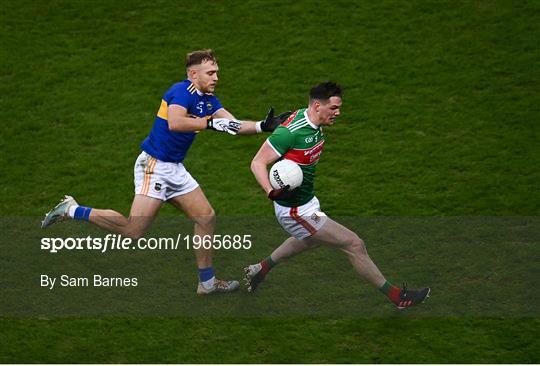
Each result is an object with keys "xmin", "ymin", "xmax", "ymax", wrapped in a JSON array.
[
  {"xmin": 188, "ymin": 79, "xmax": 204, "ymax": 94},
  {"xmin": 306, "ymin": 108, "xmax": 323, "ymax": 126}
]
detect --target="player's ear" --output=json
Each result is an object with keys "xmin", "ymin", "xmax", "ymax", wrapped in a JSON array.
[{"xmin": 187, "ymin": 66, "xmax": 197, "ymax": 80}]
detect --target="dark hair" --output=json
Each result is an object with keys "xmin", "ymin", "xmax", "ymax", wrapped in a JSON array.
[
  {"xmin": 309, "ymin": 82, "xmax": 342, "ymax": 103},
  {"xmin": 186, "ymin": 49, "xmax": 217, "ymax": 68}
]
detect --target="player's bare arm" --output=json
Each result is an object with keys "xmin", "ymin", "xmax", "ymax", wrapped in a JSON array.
[
  {"xmin": 213, "ymin": 108, "xmax": 259, "ymax": 135},
  {"xmin": 213, "ymin": 107, "xmax": 292, "ymax": 135},
  {"xmin": 251, "ymin": 141, "xmax": 280, "ymax": 194},
  {"xmin": 167, "ymin": 104, "xmax": 208, "ymax": 132},
  {"xmin": 167, "ymin": 105, "xmax": 241, "ymax": 134}
]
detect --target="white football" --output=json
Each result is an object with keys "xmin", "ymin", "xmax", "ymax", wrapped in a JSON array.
[{"xmin": 269, "ymin": 159, "xmax": 303, "ymax": 190}]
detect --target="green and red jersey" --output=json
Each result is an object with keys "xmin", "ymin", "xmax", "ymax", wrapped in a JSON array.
[{"xmin": 266, "ymin": 108, "xmax": 325, "ymax": 207}]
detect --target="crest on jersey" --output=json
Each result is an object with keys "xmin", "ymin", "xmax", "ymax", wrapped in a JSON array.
[
  {"xmin": 207, "ymin": 102, "xmax": 213, "ymax": 111},
  {"xmin": 196, "ymin": 101, "xmax": 204, "ymax": 114}
]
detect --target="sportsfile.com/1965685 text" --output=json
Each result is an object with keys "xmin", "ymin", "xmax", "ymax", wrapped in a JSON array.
[{"xmin": 40, "ymin": 234, "xmax": 252, "ymax": 253}]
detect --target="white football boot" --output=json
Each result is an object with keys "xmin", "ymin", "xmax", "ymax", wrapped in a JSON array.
[
  {"xmin": 41, "ymin": 195, "xmax": 78, "ymax": 228},
  {"xmin": 196, "ymin": 278, "xmax": 240, "ymax": 295}
]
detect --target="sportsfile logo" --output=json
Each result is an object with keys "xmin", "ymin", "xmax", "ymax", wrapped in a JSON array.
[{"xmin": 40, "ymin": 234, "xmax": 252, "ymax": 253}]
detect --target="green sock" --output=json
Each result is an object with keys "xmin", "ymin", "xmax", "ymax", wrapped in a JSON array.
[
  {"xmin": 379, "ymin": 280, "xmax": 392, "ymax": 294},
  {"xmin": 266, "ymin": 256, "xmax": 277, "ymax": 269}
]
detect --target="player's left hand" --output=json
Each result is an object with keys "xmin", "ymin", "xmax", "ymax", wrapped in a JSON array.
[
  {"xmin": 260, "ymin": 107, "xmax": 292, "ymax": 132},
  {"xmin": 207, "ymin": 117, "xmax": 242, "ymax": 135}
]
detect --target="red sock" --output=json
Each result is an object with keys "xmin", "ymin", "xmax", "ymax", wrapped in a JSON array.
[
  {"xmin": 379, "ymin": 281, "xmax": 402, "ymax": 304},
  {"xmin": 388, "ymin": 286, "xmax": 401, "ymax": 304},
  {"xmin": 259, "ymin": 260, "xmax": 271, "ymax": 275}
]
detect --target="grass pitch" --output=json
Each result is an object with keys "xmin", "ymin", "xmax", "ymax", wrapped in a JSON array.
[{"xmin": 1, "ymin": 0, "xmax": 539, "ymax": 363}]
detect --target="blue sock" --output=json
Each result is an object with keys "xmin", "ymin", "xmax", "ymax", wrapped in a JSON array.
[
  {"xmin": 74, "ymin": 206, "xmax": 92, "ymax": 221},
  {"xmin": 198, "ymin": 267, "xmax": 215, "ymax": 283}
]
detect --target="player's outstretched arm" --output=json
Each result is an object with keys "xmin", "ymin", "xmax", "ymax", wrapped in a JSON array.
[
  {"xmin": 213, "ymin": 107, "xmax": 291, "ymax": 135},
  {"xmin": 167, "ymin": 105, "xmax": 240, "ymax": 134},
  {"xmin": 214, "ymin": 108, "xmax": 258, "ymax": 135}
]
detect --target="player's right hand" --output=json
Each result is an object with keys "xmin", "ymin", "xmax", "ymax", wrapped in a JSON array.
[
  {"xmin": 268, "ymin": 185, "xmax": 296, "ymax": 201},
  {"xmin": 207, "ymin": 117, "xmax": 242, "ymax": 135},
  {"xmin": 260, "ymin": 107, "xmax": 292, "ymax": 132}
]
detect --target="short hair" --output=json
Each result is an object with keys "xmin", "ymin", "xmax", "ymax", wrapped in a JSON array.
[
  {"xmin": 186, "ymin": 49, "xmax": 217, "ymax": 69},
  {"xmin": 309, "ymin": 82, "xmax": 342, "ymax": 104}
]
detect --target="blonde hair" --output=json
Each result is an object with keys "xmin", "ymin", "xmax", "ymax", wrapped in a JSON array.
[{"xmin": 186, "ymin": 49, "xmax": 217, "ymax": 69}]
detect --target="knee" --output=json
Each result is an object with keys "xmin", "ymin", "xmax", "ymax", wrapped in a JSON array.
[
  {"xmin": 346, "ymin": 235, "xmax": 367, "ymax": 255},
  {"xmin": 124, "ymin": 226, "xmax": 145, "ymax": 240},
  {"xmin": 123, "ymin": 217, "xmax": 147, "ymax": 240},
  {"xmin": 192, "ymin": 207, "xmax": 216, "ymax": 227}
]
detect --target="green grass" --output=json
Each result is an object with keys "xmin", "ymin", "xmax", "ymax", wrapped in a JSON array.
[
  {"xmin": 1, "ymin": 217, "xmax": 538, "ymax": 318},
  {"xmin": 1, "ymin": 318, "xmax": 538, "ymax": 363},
  {"xmin": 1, "ymin": 0, "xmax": 539, "ymax": 363}
]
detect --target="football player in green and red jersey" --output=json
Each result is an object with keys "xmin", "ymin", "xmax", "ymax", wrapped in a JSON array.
[{"xmin": 246, "ymin": 82, "xmax": 430, "ymax": 310}]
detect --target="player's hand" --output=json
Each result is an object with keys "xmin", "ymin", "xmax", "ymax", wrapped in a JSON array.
[
  {"xmin": 207, "ymin": 117, "xmax": 242, "ymax": 135},
  {"xmin": 268, "ymin": 185, "xmax": 296, "ymax": 201},
  {"xmin": 260, "ymin": 107, "xmax": 292, "ymax": 132}
]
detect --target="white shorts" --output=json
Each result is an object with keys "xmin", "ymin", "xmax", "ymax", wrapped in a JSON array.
[
  {"xmin": 274, "ymin": 196, "xmax": 328, "ymax": 239},
  {"xmin": 134, "ymin": 151, "xmax": 199, "ymax": 201}
]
